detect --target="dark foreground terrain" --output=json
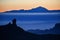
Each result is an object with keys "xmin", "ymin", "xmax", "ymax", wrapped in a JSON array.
[{"xmin": 0, "ymin": 19, "xmax": 60, "ymax": 40}]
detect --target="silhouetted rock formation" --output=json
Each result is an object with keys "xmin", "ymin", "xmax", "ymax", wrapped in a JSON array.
[
  {"xmin": 53, "ymin": 23, "xmax": 60, "ymax": 30},
  {"xmin": 0, "ymin": 19, "xmax": 24, "ymax": 32},
  {"xmin": 50, "ymin": 23, "xmax": 60, "ymax": 34},
  {"xmin": 0, "ymin": 19, "xmax": 60, "ymax": 40},
  {"xmin": 28, "ymin": 23, "xmax": 60, "ymax": 34},
  {"xmin": 12, "ymin": 19, "xmax": 16, "ymax": 25},
  {"xmin": 2, "ymin": 6, "xmax": 60, "ymax": 13}
]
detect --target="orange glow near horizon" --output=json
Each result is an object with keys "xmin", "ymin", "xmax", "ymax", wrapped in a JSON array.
[{"xmin": 0, "ymin": 0, "xmax": 60, "ymax": 12}]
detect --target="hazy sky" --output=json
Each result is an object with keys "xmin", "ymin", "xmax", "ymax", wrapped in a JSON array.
[{"xmin": 0, "ymin": 0, "xmax": 60, "ymax": 12}]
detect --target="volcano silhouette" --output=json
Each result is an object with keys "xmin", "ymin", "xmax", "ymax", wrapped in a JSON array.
[
  {"xmin": 3, "ymin": 6, "xmax": 60, "ymax": 13},
  {"xmin": 0, "ymin": 19, "xmax": 60, "ymax": 40}
]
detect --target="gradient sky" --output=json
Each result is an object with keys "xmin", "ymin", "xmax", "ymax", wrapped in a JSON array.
[{"xmin": 0, "ymin": 0, "xmax": 60, "ymax": 12}]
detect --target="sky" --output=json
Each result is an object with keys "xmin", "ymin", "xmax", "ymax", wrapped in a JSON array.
[{"xmin": 0, "ymin": 0, "xmax": 60, "ymax": 12}]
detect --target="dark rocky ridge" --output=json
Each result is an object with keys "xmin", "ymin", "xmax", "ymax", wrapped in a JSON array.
[{"xmin": 0, "ymin": 19, "xmax": 60, "ymax": 40}]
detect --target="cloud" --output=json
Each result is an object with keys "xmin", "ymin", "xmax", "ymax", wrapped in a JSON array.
[{"xmin": 1, "ymin": 13, "xmax": 60, "ymax": 15}]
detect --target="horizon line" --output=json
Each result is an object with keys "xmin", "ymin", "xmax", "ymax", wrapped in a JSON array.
[{"xmin": 0, "ymin": 6, "xmax": 60, "ymax": 13}]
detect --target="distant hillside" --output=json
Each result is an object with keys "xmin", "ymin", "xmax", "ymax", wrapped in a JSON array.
[
  {"xmin": 28, "ymin": 23, "xmax": 60, "ymax": 34},
  {"xmin": 0, "ymin": 19, "xmax": 60, "ymax": 40},
  {"xmin": 3, "ymin": 6, "xmax": 60, "ymax": 13}
]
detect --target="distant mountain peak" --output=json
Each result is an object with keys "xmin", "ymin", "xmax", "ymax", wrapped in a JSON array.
[
  {"xmin": 2, "ymin": 6, "xmax": 60, "ymax": 13},
  {"xmin": 32, "ymin": 6, "xmax": 48, "ymax": 10}
]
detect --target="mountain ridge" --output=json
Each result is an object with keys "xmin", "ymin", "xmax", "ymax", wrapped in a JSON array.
[{"xmin": 2, "ymin": 6, "xmax": 60, "ymax": 13}]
